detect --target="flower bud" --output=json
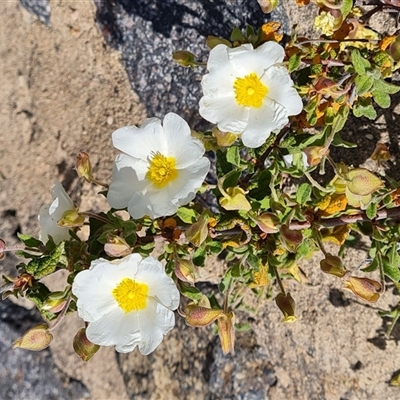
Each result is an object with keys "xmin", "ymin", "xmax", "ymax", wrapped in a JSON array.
[
  {"xmin": 346, "ymin": 168, "xmax": 383, "ymax": 196},
  {"xmin": 76, "ymin": 152, "xmax": 93, "ymax": 182},
  {"xmin": 174, "ymin": 258, "xmax": 197, "ymax": 285},
  {"xmin": 42, "ymin": 291, "xmax": 68, "ymax": 313},
  {"xmin": 185, "ymin": 213, "xmax": 209, "ymax": 247},
  {"xmin": 104, "ymin": 234, "xmax": 132, "ymax": 258},
  {"xmin": 172, "ymin": 50, "xmax": 197, "ymax": 68},
  {"xmin": 343, "ymin": 276, "xmax": 381, "ymax": 303},
  {"xmin": 185, "ymin": 304, "xmax": 223, "ymax": 327},
  {"xmin": 253, "ymin": 212, "xmax": 280, "ymax": 234},
  {"xmin": 257, "ymin": 0, "xmax": 279, "ymax": 13},
  {"xmin": 73, "ymin": 327, "xmax": 100, "ymax": 362},
  {"xmin": 388, "ymin": 36, "xmax": 400, "ymax": 62},
  {"xmin": 13, "ymin": 324, "xmax": 53, "ymax": 351},
  {"xmin": 275, "ymin": 292, "xmax": 297, "ymax": 323},
  {"xmin": 370, "ymin": 143, "xmax": 391, "ymax": 166},
  {"xmin": 280, "ymin": 224, "xmax": 303, "ymax": 253},
  {"xmin": 320, "ymin": 253, "xmax": 347, "ymax": 278},
  {"xmin": 58, "ymin": 208, "xmax": 85, "ymax": 228},
  {"xmin": 302, "ymin": 146, "xmax": 329, "ymax": 167},
  {"xmin": 219, "ymin": 187, "xmax": 251, "ymax": 211},
  {"xmin": 212, "ymin": 128, "xmax": 237, "ymax": 147},
  {"xmin": 218, "ymin": 312, "xmax": 235, "ymax": 355}
]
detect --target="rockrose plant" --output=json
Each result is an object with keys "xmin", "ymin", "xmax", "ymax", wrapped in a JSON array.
[{"xmin": 2, "ymin": 1, "xmax": 400, "ymax": 385}]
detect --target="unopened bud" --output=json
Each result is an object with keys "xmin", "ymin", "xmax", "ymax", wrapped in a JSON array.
[
  {"xmin": 253, "ymin": 212, "xmax": 280, "ymax": 234},
  {"xmin": 185, "ymin": 213, "xmax": 209, "ymax": 247},
  {"xmin": 174, "ymin": 258, "xmax": 197, "ymax": 285},
  {"xmin": 172, "ymin": 50, "xmax": 197, "ymax": 68},
  {"xmin": 185, "ymin": 304, "xmax": 223, "ymax": 327},
  {"xmin": 212, "ymin": 128, "xmax": 237, "ymax": 147},
  {"xmin": 218, "ymin": 312, "xmax": 235, "ymax": 354},
  {"xmin": 302, "ymin": 146, "xmax": 329, "ymax": 167},
  {"xmin": 76, "ymin": 152, "xmax": 93, "ymax": 182},
  {"xmin": 73, "ymin": 328, "xmax": 100, "ymax": 362},
  {"xmin": 58, "ymin": 208, "xmax": 85, "ymax": 228},
  {"xmin": 275, "ymin": 292, "xmax": 297, "ymax": 323},
  {"xmin": 104, "ymin": 234, "xmax": 132, "ymax": 258},
  {"xmin": 280, "ymin": 224, "xmax": 303, "ymax": 253},
  {"xmin": 320, "ymin": 253, "xmax": 347, "ymax": 278},
  {"xmin": 388, "ymin": 36, "xmax": 400, "ymax": 62},
  {"xmin": 219, "ymin": 187, "xmax": 251, "ymax": 211},
  {"xmin": 343, "ymin": 276, "xmax": 381, "ymax": 303},
  {"xmin": 42, "ymin": 291, "xmax": 68, "ymax": 313},
  {"xmin": 13, "ymin": 324, "xmax": 53, "ymax": 351},
  {"xmin": 257, "ymin": 0, "xmax": 279, "ymax": 13},
  {"xmin": 346, "ymin": 168, "xmax": 383, "ymax": 196}
]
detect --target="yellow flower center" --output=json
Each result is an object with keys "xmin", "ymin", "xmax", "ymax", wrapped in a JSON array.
[
  {"xmin": 233, "ymin": 72, "xmax": 268, "ymax": 108},
  {"xmin": 112, "ymin": 278, "xmax": 149, "ymax": 313},
  {"xmin": 146, "ymin": 152, "xmax": 178, "ymax": 188}
]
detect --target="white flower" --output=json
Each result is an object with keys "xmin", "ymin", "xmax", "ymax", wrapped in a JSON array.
[
  {"xmin": 38, "ymin": 182, "xmax": 75, "ymax": 244},
  {"xmin": 107, "ymin": 113, "xmax": 210, "ymax": 219},
  {"xmin": 199, "ymin": 42, "xmax": 303, "ymax": 148},
  {"xmin": 71, "ymin": 254, "xmax": 180, "ymax": 354}
]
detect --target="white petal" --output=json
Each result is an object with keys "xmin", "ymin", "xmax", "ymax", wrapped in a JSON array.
[
  {"xmin": 143, "ymin": 189, "xmax": 180, "ymax": 218},
  {"xmin": 107, "ymin": 154, "xmax": 147, "ymax": 210},
  {"xmin": 136, "ymin": 257, "xmax": 180, "ymax": 310},
  {"xmin": 263, "ymin": 66, "xmax": 303, "ymax": 116},
  {"xmin": 72, "ymin": 269, "xmax": 117, "ymax": 323},
  {"xmin": 206, "ymin": 44, "xmax": 230, "ymax": 72},
  {"xmin": 199, "ymin": 93, "xmax": 249, "ymax": 134},
  {"xmin": 228, "ymin": 41, "xmax": 284, "ymax": 77},
  {"xmin": 162, "ymin": 113, "xmax": 206, "ymax": 169},
  {"xmin": 168, "ymin": 158, "xmax": 210, "ymax": 205},
  {"xmin": 112, "ymin": 118, "xmax": 167, "ymax": 161},
  {"xmin": 137, "ymin": 299, "xmax": 175, "ymax": 355},
  {"xmin": 127, "ymin": 192, "xmax": 157, "ymax": 219},
  {"xmin": 240, "ymin": 104, "xmax": 275, "ymax": 148},
  {"xmin": 86, "ymin": 308, "xmax": 140, "ymax": 351},
  {"xmin": 49, "ymin": 182, "xmax": 75, "ymax": 220},
  {"xmin": 38, "ymin": 204, "xmax": 70, "ymax": 244}
]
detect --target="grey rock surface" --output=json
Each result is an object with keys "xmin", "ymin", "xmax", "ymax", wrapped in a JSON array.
[
  {"xmin": 0, "ymin": 299, "xmax": 89, "ymax": 400},
  {"xmin": 20, "ymin": 0, "xmax": 51, "ymax": 26},
  {"xmin": 93, "ymin": 0, "xmax": 288, "ymax": 128}
]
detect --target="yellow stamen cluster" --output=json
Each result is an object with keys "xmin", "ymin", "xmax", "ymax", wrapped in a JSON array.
[
  {"xmin": 233, "ymin": 73, "xmax": 268, "ymax": 108},
  {"xmin": 146, "ymin": 152, "xmax": 178, "ymax": 188},
  {"xmin": 112, "ymin": 278, "xmax": 149, "ymax": 313}
]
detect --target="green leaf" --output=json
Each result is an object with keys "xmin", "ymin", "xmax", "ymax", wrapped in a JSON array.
[
  {"xmin": 372, "ymin": 90, "xmax": 391, "ymax": 108},
  {"xmin": 351, "ymin": 49, "xmax": 370, "ymax": 75},
  {"xmin": 372, "ymin": 79, "xmax": 400, "ymax": 94},
  {"xmin": 296, "ymin": 183, "xmax": 312, "ymax": 205},
  {"xmin": 193, "ymin": 245, "xmax": 206, "ymax": 266},
  {"xmin": 353, "ymin": 99, "xmax": 377, "ymax": 120},
  {"xmin": 226, "ymin": 146, "xmax": 241, "ymax": 167},
  {"xmin": 25, "ymin": 242, "xmax": 66, "ymax": 279},
  {"xmin": 206, "ymin": 241, "xmax": 223, "ymax": 255},
  {"xmin": 354, "ymin": 75, "xmax": 374, "ymax": 95},
  {"xmin": 177, "ymin": 207, "xmax": 199, "ymax": 224},
  {"xmin": 332, "ymin": 132, "xmax": 356, "ymax": 148},
  {"xmin": 179, "ymin": 283, "xmax": 203, "ymax": 301},
  {"xmin": 387, "ymin": 243, "xmax": 400, "ymax": 282},
  {"xmin": 340, "ymin": 0, "xmax": 353, "ymax": 17},
  {"xmin": 383, "ymin": 256, "xmax": 400, "ymax": 282},
  {"xmin": 231, "ymin": 27, "xmax": 244, "ymax": 43},
  {"xmin": 17, "ymin": 233, "xmax": 43, "ymax": 248},
  {"xmin": 366, "ymin": 202, "xmax": 378, "ymax": 219},
  {"xmin": 288, "ymin": 53, "xmax": 301, "ymax": 72}
]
